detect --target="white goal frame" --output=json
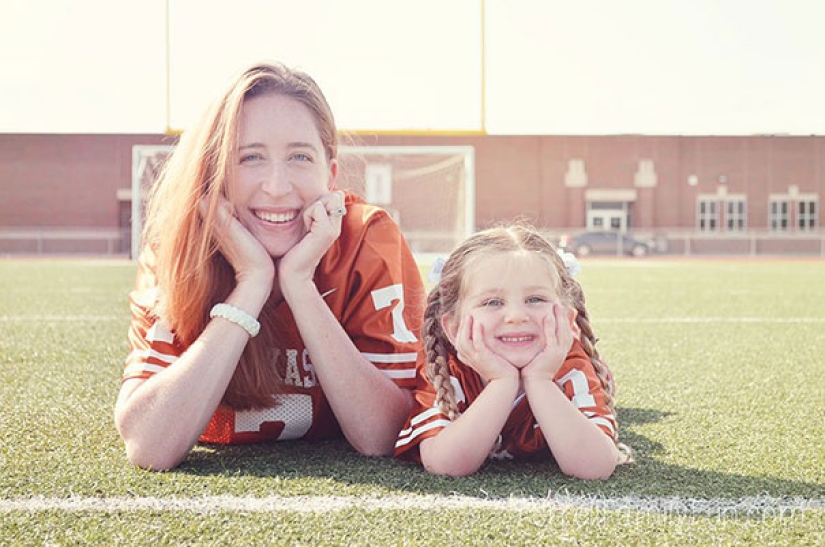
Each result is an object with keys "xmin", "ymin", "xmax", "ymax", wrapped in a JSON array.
[
  {"xmin": 131, "ymin": 145, "xmax": 175, "ymax": 259},
  {"xmin": 338, "ymin": 145, "xmax": 476, "ymax": 254}
]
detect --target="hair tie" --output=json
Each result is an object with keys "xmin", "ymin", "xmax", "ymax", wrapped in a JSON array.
[
  {"xmin": 556, "ymin": 249, "xmax": 582, "ymax": 277},
  {"xmin": 428, "ymin": 256, "xmax": 447, "ymax": 284}
]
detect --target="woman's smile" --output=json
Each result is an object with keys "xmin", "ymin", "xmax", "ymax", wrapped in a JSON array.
[{"xmin": 253, "ymin": 209, "xmax": 299, "ymax": 224}]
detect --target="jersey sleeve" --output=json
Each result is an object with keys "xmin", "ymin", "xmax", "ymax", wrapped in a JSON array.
[
  {"xmin": 393, "ymin": 351, "xmax": 451, "ymax": 462},
  {"xmin": 553, "ymin": 340, "xmax": 618, "ymax": 440},
  {"xmin": 122, "ymin": 248, "xmax": 184, "ymax": 381},
  {"xmin": 318, "ymin": 199, "xmax": 426, "ymax": 390}
]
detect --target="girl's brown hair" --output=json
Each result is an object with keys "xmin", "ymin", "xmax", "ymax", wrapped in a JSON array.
[
  {"xmin": 424, "ymin": 224, "xmax": 618, "ymax": 438},
  {"xmin": 141, "ymin": 62, "xmax": 338, "ymax": 409}
]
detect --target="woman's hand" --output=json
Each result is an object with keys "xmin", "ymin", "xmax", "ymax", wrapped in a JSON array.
[
  {"xmin": 277, "ymin": 190, "xmax": 346, "ymax": 288},
  {"xmin": 520, "ymin": 304, "xmax": 575, "ymax": 382},
  {"xmin": 201, "ymin": 196, "xmax": 274, "ymax": 290},
  {"xmin": 452, "ymin": 313, "xmax": 519, "ymax": 385}
]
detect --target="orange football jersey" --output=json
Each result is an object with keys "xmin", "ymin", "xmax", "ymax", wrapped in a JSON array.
[
  {"xmin": 394, "ymin": 338, "xmax": 617, "ymax": 463},
  {"xmin": 123, "ymin": 193, "xmax": 426, "ymax": 444}
]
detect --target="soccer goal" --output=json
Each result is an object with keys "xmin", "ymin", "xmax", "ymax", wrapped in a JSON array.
[
  {"xmin": 131, "ymin": 144, "xmax": 475, "ymax": 259},
  {"xmin": 131, "ymin": 145, "xmax": 175, "ymax": 259},
  {"xmin": 338, "ymin": 145, "xmax": 475, "ymax": 254}
]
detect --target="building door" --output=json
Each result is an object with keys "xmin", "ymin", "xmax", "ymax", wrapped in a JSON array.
[{"xmin": 586, "ymin": 202, "xmax": 628, "ymax": 232}]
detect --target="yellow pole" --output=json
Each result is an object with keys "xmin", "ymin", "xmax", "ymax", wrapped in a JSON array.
[
  {"xmin": 480, "ymin": 0, "xmax": 486, "ymax": 134},
  {"xmin": 164, "ymin": 0, "xmax": 172, "ymax": 135}
]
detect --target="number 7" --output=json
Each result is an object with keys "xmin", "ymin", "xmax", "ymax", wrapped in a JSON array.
[{"xmin": 371, "ymin": 283, "xmax": 417, "ymax": 343}]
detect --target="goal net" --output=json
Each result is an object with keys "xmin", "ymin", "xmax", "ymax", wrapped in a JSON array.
[{"xmin": 131, "ymin": 144, "xmax": 475, "ymax": 259}]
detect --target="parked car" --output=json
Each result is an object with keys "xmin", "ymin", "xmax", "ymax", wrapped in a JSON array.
[{"xmin": 559, "ymin": 231, "xmax": 654, "ymax": 257}]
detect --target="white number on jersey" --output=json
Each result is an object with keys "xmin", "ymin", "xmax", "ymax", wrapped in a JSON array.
[
  {"xmin": 555, "ymin": 369, "xmax": 597, "ymax": 409},
  {"xmin": 234, "ymin": 394, "xmax": 314, "ymax": 440},
  {"xmin": 371, "ymin": 283, "xmax": 417, "ymax": 343}
]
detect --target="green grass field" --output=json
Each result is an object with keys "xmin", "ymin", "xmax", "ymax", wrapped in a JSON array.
[{"xmin": 1, "ymin": 258, "xmax": 823, "ymax": 546}]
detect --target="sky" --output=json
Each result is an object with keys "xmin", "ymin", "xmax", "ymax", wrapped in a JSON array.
[{"xmin": 1, "ymin": 0, "xmax": 823, "ymax": 135}]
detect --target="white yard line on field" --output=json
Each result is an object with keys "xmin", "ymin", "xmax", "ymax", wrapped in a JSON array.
[
  {"xmin": 0, "ymin": 315, "xmax": 122, "ymax": 322},
  {"xmin": 2, "ymin": 315, "xmax": 824, "ymax": 324},
  {"xmin": 0, "ymin": 494, "xmax": 822, "ymax": 516},
  {"xmin": 598, "ymin": 317, "xmax": 825, "ymax": 323}
]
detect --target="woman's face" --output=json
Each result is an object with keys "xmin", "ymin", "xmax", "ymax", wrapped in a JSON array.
[{"xmin": 229, "ymin": 93, "xmax": 337, "ymax": 258}]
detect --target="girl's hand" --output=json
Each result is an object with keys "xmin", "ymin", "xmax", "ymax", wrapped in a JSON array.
[
  {"xmin": 277, "ymin": 190, "xmax": 346, "ymax": 287},
  {"xmin": 521, "ymin": 304, "xmax": 575, "ymax": 382},
  {"xmin": 453, "ymin": 313, "xmax": 519, "ymax": 385},
  {"xmin": 202, "ymin": 196, "xmax": 274, "ymax": 289}
]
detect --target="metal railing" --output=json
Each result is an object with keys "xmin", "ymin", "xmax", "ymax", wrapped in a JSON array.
[
  {"xmin": 1, "ymin": 226, "xmax": 823, "ymax": 257},
  {"xmin": 0, "ymin": 228, "xmax": 129, "ymax": 255},
  {"xmin": 545, "ymin": 228, "xmax": 825, "ymax": 257}
]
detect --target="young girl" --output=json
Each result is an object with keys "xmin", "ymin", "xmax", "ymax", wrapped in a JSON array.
[{"xmin": 394, "ymin": 224, "xmax": 631, "ymax": 479}]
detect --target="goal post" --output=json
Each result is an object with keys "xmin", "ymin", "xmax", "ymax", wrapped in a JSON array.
[
  {"xmin": 338, "ymin": 145, "xmax": 475, "ymax": 254},
  {"xmin": 131, "ymin": 145, "xmax": 175, "ymax": 259},
  {"xmin": 131, "ymin": 144, "xmax": 475, "ymax": 259}
]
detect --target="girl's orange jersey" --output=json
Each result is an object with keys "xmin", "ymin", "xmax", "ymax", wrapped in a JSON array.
[
  {"xmin": 123, "ymin": 194, "xmax": 426, "ymax": 444},
  {"xmin": 394, "ymin": 339, "xmax": 617, "ymax": 463}
]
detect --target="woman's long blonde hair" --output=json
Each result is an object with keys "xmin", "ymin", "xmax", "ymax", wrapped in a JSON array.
[
  {"xmin": 424, "ymin": 225, "xmax": 617, "ymax": 434},
  {"xmin": 141, "ymin": 62, "xmax": 338, "ymax": 409}
]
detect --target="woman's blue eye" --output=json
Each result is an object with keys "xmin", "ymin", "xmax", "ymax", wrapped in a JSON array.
[
  {"xmin": 239, "ymin": 153, "xmax": 262, "ymax": 164},
  {"xmin": 291, "ymin": 153, "xmax": 312, "ymax": 162}
]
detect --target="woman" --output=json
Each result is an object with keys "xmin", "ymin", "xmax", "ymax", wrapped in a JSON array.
[{"xmin": 115, "ymin": 62, "xmax": 425, "ymax": 470}]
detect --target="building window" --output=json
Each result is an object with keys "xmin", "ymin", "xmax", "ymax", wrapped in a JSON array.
[
  {"xmin": 769, "ymin": 199, "xmax": 790, "ymax": 232},
  {"xmin": 725, "ymin": 199, "xmax": 747, "ymax": 231},
  {"xmin": 797, "ymin": 199, "xmax": 818, "ymax": 231},
  {"xmin": 697, "ymin": 199, "xmax": 719, "ymax": 231}
]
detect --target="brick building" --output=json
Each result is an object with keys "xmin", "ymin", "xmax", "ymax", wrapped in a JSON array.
[{"xmin": 0, "ymin": 133, "xmax": 822, "ymax": 256}]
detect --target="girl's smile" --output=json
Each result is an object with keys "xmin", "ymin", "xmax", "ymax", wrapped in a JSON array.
[{"xmin": 449, "ymin": 251, "xmax": 567, "ymax": 368}]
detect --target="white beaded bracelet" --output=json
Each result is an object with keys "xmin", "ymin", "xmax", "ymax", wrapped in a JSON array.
[{"xmin": 209, "ymin": 303, "xmax": 261, "ymax": 337}]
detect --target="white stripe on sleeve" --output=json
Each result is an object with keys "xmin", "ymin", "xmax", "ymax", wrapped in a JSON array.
[
  {"xmin": 125, "ymin": 348, "xmax": 178, "ymax": 365},
  {"xmin": 146, "ymin": 321, "xmax": 175, "ymax": 343},
  {"xmin": 361, "ymin": 352, "xmax": 417, "ymax": 364},
  {"xmin": 380, "ymin": 368, "xmax": 416, "ymax": 380},
  {"xmin": 123, "ymin": 362, "xmax": 167, "ymax": 378},
  {"xmin": 395, "ymin": 418, "xmax": 451, "ymax": 448},
  {"xmin": 584, "ymin": 414, "xmax": 616, "ymax": 436}
]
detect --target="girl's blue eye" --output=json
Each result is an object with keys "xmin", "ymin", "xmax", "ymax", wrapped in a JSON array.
[
  {"xmin": 482, "ymin": 298, "xmax": 503, "ymax": 307},
  {"xmin": 526, "ymin": 296, "xmax": 548, "ymax": 304}
]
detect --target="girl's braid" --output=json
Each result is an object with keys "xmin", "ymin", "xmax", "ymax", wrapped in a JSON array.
[
  {"xmin": 574, "ymin": 300, "xmax": 616, "ymax": 407},
  {"xmin": 423, "ymin": 286, "xmax": 461, "ymax": 421},
  {"xmin": 559, "ymin": 272, "xmax": 616, "ymax": 412},
  {"xmin": 560, "ymin": 266, "xmax": 632, "ymax": 459}
]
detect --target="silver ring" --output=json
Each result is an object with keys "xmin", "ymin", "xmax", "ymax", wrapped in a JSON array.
[{"xmin": 329, "ymin": 206, "xmax": 347, "ymax": 217}]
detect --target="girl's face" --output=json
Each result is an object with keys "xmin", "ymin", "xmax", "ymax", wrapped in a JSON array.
[
  {"xmin": 228, "ymin": 93, "xmax": 337, "ymax": 258},
  {"xmin": 448, "ymin": 251, "xmax": 567, "ymax": 368}
]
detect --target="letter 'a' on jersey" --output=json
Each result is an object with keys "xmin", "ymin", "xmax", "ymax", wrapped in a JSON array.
[
  {"xmin": 394, "ymin": 339, "xmax": 618, "ymax": 464},
  {"xmin": 123, "ymin": 192, "xmax": 426, "ymax": 444}
]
